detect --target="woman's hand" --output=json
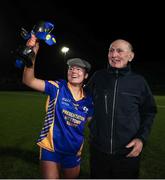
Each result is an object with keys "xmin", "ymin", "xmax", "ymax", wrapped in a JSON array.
[{"xmin": 26, "ymin": 34, "xmax": 39, "ymax": 55}]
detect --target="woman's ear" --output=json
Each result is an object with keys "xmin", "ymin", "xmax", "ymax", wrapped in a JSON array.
[{"xmin": 85, "ymin": 73, "xmax": 88, "ymax": 79}]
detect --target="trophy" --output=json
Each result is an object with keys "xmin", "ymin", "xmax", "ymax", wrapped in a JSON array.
[{"xmin": 15, "ymin": 21, "xmax": 56, "ymax": 68}]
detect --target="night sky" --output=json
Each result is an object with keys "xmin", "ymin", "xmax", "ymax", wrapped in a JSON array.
[{"xmin": 0, "ymin": 1, "xmax": 164, "ymax": 89}]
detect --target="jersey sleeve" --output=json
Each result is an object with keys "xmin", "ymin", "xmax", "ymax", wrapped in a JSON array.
[{"xmin": 44, "ymin": 80, "xmax": 60, "ymax": 99}]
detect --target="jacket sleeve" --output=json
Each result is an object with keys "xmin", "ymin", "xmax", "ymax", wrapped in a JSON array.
[
  {"xmin": 136, "ymin": 80, "xmax": 157, "ymax": 144},
  {"xmin": 84, "ymin": 72, "xmax": 97, "ymax": 95}
]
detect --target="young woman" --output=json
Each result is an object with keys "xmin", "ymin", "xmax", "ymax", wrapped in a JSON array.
[{"xmin": 23, "ymin": 35, "xmax": 93, "ymax": 179}]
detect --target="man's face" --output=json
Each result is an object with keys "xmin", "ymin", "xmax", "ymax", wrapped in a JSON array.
[
  {"xmin": 108, "ymin": 40, "xmax": 134, "ymax": 68},
  {"xmin": 67, "ymin": 65, "xmax": 88, "ymax": 85}
]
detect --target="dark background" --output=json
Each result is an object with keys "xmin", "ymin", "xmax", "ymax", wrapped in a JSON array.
[{"xmin": 0, "ymin": 1, "xmax": 164, "ymax": 92}]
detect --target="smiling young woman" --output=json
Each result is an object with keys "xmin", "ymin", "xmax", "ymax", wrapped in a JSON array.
[{"xmin": 22, "ymin": 35, "xmax": 93, "ymax": 179}]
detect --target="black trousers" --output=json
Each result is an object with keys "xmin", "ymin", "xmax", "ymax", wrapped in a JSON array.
[{"xmin": 89, "ymin": 144, "xmax": 140, "ymax": 179}]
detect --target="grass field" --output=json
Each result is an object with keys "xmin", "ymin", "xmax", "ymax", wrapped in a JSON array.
[{"xmin": 0, "ymin": 91, "xmax": 165, "ymax": 178}]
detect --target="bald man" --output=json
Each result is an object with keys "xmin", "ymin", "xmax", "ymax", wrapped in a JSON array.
[{"xmin": 86, "ymin": 39, "xmax": 157, "ymax": 179}]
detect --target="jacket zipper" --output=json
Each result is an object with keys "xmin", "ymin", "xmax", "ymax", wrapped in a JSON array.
[
  {"xmin": 110, "ymin": 70, "xmax": 119, "ymax": 154},
  {"xmin": 105, "ymin": 93, "xmax": 108, "ymax": 114}
]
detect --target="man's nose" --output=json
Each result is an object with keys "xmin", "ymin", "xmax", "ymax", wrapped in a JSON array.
[{"xmin": 111, "ymin": 50, "xmax": 118, "ymax": 57}]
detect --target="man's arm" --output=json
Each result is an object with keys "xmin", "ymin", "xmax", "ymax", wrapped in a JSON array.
[
  {"xmin": 126, "ymin": 81, "xmax": 157, "ymax": 157},
  {"xmin": 135, "ymin": 82, "xmax": 157, "ymax": 144}
]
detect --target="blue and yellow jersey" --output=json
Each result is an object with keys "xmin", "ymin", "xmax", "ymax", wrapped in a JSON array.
[{"xmin": 37, "ymin": 79, "xmax": 93, "ymax": 155}]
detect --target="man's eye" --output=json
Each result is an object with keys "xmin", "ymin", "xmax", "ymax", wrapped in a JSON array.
[
  {"xmin": 117, "ymin": 49, "xmax": 124, "ymax": 53},
  {"xmin": 109, "ymin": 49, "xmax": 114, "ymax": 52},
  {"xmin": 109, "ymin": 48, "xmax": 124, "ymax": 53}
]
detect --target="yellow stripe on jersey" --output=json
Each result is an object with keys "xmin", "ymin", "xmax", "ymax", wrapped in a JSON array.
[
  {"xmin": 45, "ymin": 81, "xmax": 59, "ymax": 111},
  {"xmin": 67, "ymin": 82, "xmax": 85, "ymax": 101},
  {"xmin": 37, "ymin": 124, "xmax": 54, "ymax": 152},
  {"xmin": 37, "ymin": 86, "xmax": 60, "ymax": 152},
  {"xmin": 48, "ymin": 80, "xmax": 59, "ymax": 88}
]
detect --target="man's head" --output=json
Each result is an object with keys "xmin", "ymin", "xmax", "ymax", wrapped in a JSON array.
[
  {"xmin": 108, "ymin": 39, "xmax": 134, "ymax": 68},
  {"xmin": 67, "ymin": 58, "xmax": 91, "ymax": 85}
]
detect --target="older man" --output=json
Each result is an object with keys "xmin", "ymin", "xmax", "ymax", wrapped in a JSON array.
[{"xmin": 86, "ymin": 39, "xmax": 157, "ymax": 178}]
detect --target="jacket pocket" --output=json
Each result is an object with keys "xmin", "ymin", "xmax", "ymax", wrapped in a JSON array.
[{"xmin": 118, "ymin": 91, "xmax": 140, "ymax": 115}]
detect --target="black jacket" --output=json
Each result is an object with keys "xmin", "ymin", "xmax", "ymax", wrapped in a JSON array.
[{"xmin": 86, "ymin": 65, "xmax": 157, "ymax": 155}]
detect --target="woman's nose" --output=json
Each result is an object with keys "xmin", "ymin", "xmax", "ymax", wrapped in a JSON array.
[{"xmin": 71, "ymin": 68, "xmax": 78, "ymax": 73}]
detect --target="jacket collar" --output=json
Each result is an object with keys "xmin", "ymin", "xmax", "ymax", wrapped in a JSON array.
[{"xmin": 107, "ymin": 63, "xmax": 131, "ymax": 76}]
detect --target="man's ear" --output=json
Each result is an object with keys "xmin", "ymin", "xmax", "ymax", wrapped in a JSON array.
[{"xmin": 128, "ymin": 52, "xmax": 134, "ymax": 62}]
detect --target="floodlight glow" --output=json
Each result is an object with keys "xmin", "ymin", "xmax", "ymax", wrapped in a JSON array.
[{"xmin": 61, "ymin": 46, "xmax": 69, "ymax": 54}]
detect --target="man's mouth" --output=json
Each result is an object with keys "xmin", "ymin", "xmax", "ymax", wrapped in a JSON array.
[{"xmin": 112, "ymin": 59, "xmax": 120, "ymax": 63}]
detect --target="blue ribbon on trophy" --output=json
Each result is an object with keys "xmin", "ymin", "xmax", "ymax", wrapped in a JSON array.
[{"xmin": 15, "ymin": 21, "xmax": 56, "ymax": 68}]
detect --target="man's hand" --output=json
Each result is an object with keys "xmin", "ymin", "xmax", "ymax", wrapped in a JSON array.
[{"xmin": 126, "ymin": 138, "xmax": 143, "ymax": 157}]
